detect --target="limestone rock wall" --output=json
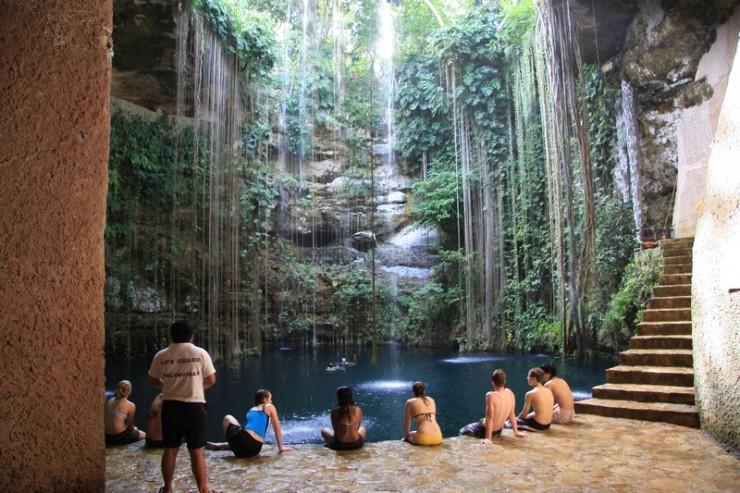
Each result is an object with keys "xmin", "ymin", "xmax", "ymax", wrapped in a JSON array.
[
  {"xmin": 674, "ymin": 10, "xmax": 740, "ymax": 237},
  {"xmin": 692, "ymin": 33, "xmax": 740, "ymax": 452},
  {"xmin": 0, "ymin": 1, "xmax": 111, "ymax": 490},
  {"xmin": 603, "ymin": 0, "xmax": 740, "ymax": 235}
]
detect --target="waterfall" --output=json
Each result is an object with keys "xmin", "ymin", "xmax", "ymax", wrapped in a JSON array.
[
  {"xmin": 616, "ymin": 79, "xmax": 644, "ymax": 236},
  {"xmin": 174, "ymin": 2, "xmax": 244, "ymax": 360},
  {"xmin": 377, "ymin": 0, "xmax": 396, "ymax": 177}
]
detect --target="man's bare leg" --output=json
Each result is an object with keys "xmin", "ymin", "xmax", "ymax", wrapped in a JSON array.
[
  {"xmin": 160, "ymin": 447, "xmax": 179, "ymax": 493},
  {"xmin": 188, "ymin": 447, "xmax": 212, "ymax": 493}
]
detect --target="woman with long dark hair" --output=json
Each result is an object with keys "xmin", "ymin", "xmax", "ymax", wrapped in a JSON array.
[{"xmin": 321, "ymin": 386, "xmax": 367, "ymax": 450}]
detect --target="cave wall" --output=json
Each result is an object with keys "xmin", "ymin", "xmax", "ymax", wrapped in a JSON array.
[
  {"xmin": 692, "ymin": 32, "xmax": 740, "ymax": 452},
  {"xmin": 0, "ymin": 1, "xmax": 111, "ymax": 491},
  {"xmin": 674, "ymin": 10, "xmax": 740, "ymax": 237},
  {"xmin": 603, "ymin": 0, "xmax": 740, "ymax": 236}
]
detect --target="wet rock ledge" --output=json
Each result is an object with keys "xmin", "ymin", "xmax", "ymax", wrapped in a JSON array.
[{"xmin": 106, "ymin": 414, "xmax": 738, "ymax": 492}]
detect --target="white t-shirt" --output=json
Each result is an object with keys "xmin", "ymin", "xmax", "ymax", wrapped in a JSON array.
[{"xmin": 148, "ymin": 343, "xmax": 216, "ymax": 403}]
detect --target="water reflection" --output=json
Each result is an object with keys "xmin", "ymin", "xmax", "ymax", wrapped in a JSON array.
[{"xmin": 105, "ymin": 347, "xmax": 615, "ymax": 444}]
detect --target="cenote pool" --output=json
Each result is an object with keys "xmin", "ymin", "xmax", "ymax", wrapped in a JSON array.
[{"xmin": 105, "ymin": 346, "xmax": 615, "ymax": 444}]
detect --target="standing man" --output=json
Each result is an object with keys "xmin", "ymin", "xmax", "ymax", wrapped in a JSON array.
[
  {"xmin": 515, "ymin": 367, "xmax": 554, "ymax": 431},
  {"xmin": 541, "ymin": 361, "xmax": 576, "ymax": 424},
  {"xmin": 148, "ymin": 320, "xmax": 217, "ymax": 493}
]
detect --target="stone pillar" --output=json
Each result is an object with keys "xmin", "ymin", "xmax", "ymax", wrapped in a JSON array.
[
  {"xmin": 0, "ymin": 1, "xmax": 111, "ymax": 490},
  {"xmin": 692, "ymin": 32, "xmax": 740, "ymax": 451}
]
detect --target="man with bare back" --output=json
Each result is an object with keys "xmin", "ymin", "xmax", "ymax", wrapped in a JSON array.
[
  {"xmin": 515, "ymin": 367, "xmax": 554, "ymax": 431},
  {"xmin": 459, "ymin": 369, "xmax": 525, "ymax": 442},
  {"xmin": 541, "ymin": 361, "xmax": 575, "ymax": 424}
]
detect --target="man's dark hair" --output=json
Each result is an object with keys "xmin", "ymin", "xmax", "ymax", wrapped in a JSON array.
[
  {"xmin": 170, "ymin": 319, "xmax": 194, "ymax": 343},
  {"xmin": 492, "ymin": 369, "xmax": 506, "ymax": 387},
  {"xmin": 541, "ymin": 361, "xmax": 558, "ymax": 377}
]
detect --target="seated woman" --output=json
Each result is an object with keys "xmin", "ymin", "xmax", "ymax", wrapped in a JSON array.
[
  {"xmin": 206, "ymin": 389, "xmax": 292, "ymax": 457},
  {"xmin": 403, "ymin": 381, "xmax": 443, "ymax": 446},
  {"xmin": 104, "ymin": 380, "xmax": 145, "ymax": 445},
  {"xmin": 321, "ymin": 386, "xmax": 367, "ymax": 450}
]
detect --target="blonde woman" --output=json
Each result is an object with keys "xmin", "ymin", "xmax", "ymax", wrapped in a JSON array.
[
  {"xmin": 403, "ymin": 381, "xmax": 442, "ymax": 446},
  {"xmin": 104, "ymin": 380, "xmax": 145, "ymax": 445}
]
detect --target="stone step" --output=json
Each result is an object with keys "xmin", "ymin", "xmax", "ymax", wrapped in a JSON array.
[
  {"xmin": 643, "ymin": 308, "xmax": 692, "ymax": 322},
  {"xmin": 653, "ymin": 285, "xmax": 691, "ymax": 297},
  {"xmin": 659, "ymin": 273, "xmax": 692, "ymax": 286},
  {"xmin": 591, "ymin": 383, "xmax": 695, "ymax": 405},
  {"xmin": 619, "ymin": 349, "xmax": 693, "ymax": 367},
  {"xmin": 630, "ymin": 335, "xmax": 693, "ymax": 350},
  {"xmin": 664, "ymin": 255, "xmax": 692, "ymax": 266},
  {"xmin": 648, "ymin": 296, "xmax": 691, "ymax": 309},
  {"xmin": 661, "ymin": 238, "xmax": 694, "ymax": 250},
  {"xmin": 637, "ymin": 321, "xmax": 692, "ymax": 336},
  {"xmin": 605, "ymin": 365, "xmax": 694, "ymax": 387},
  {"xmin": 663, "ymin": 247, "xmax": 692, "ymax": 258},
  {"xmin": 574, "ymin": 398, "xmax": 699, "ymax": 428},
  {"xmin": 664, "ymin": 263, "xmax": 693, "ymax": 275}
]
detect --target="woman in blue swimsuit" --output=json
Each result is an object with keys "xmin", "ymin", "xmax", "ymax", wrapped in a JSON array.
[{"xmin": 206, "ymin": 389, "xmax": 292, "ymax": 457}]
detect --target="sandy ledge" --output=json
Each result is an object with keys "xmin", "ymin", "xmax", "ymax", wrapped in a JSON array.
[{"xmin": 106, "ymin": 414, "xmax": 738, "ymax": 492}]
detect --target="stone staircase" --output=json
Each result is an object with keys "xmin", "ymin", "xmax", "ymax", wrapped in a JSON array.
[{"xmin": 575, "ymin": 237, "xmax": 700, "ymax": 428}]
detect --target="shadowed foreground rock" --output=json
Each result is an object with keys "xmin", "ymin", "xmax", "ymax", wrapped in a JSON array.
[{"xmin": 106, "ymin": 415, "xmax": 738, "ymax": 492}]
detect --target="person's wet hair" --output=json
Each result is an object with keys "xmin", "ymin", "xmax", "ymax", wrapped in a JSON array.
[
  {"xmin": 541, "ymin": 361, "xmax": 558, "ymax": 377},
  {"xmin": 492, "ymin": 369, "xmax": 506, "ymax": 387},
  {"xmin": 528, "ymin": 367, "xmax": 545, "ymax": 383},
  {"xmin": 170, "ymin": 319, "xmax": 194, "ymax": 343},
  {"xmin": 413, "ymin": 381, "xmax": 428, "ymax": 403},
  {"xmin": 115, "ymin": 380, "xmax": 132, "ymax": 399},
  {"xmin": 254, "ymin": 389, "xmax": 271, "ymax": 405},
  {"xmin": 336, "ymin": 386, "xmax": 355, "ymax": 419}
]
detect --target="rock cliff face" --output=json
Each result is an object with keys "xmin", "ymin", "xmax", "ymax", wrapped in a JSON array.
[
  {"xmin": 107, "ymin": 0, "xmax": 738, "ymax": 348},
  {"xmin": 111, "ymin": 0, "xmax": 177, "ymax": 113},
  {"xmin": 110, "ymin": 0, "xmax": 738, "ymax": 241},
  {"xmin": 567, "ymin": 0, "xmax": 739, "ymax": 234}
]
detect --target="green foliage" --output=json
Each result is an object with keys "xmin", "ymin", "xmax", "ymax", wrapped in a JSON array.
[
  {"xmin": 108, "ymin": 113, "xmax": 192, "ymax": 216},
  {"xmin": 598, "ymin": 248, "xmax": 664, "ymax": 351},
  {"xmin": 395, "ymin": 53, "xmax": 452, "ymax": 165},
  {"xmin": 106, "ymin": 112, "xmax": 204, "ymax": 323},
  {"xmin": 396, "ymin": 282, "xmax": 458, "ymax": 344},
  {"xmin": 523, "ymin": 315, "xmax": 562, "ymax": 354},
  {"xmin": 329, "ymin": 266, "xmax": 375, "ymax": 341},
  {"xmin": 584, "ymin": 65, "xmax": 620, "ymax": 189},
  {"xmin": 411, "ymin": 163, "xmax": 460, "ymax": 235},
  {"xmin": 192, "ymin": 0, "xmax": 276, "ymax": 77}
]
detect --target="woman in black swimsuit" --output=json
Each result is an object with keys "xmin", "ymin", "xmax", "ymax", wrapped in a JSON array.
[{"xmin": 321, "ymin": 386, "xmax": 367, "ymax": 450}]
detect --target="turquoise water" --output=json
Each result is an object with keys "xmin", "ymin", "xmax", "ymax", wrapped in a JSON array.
[{"xmin": 105, "ymin": 346, "xmax": 615, "ymax": 444}]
